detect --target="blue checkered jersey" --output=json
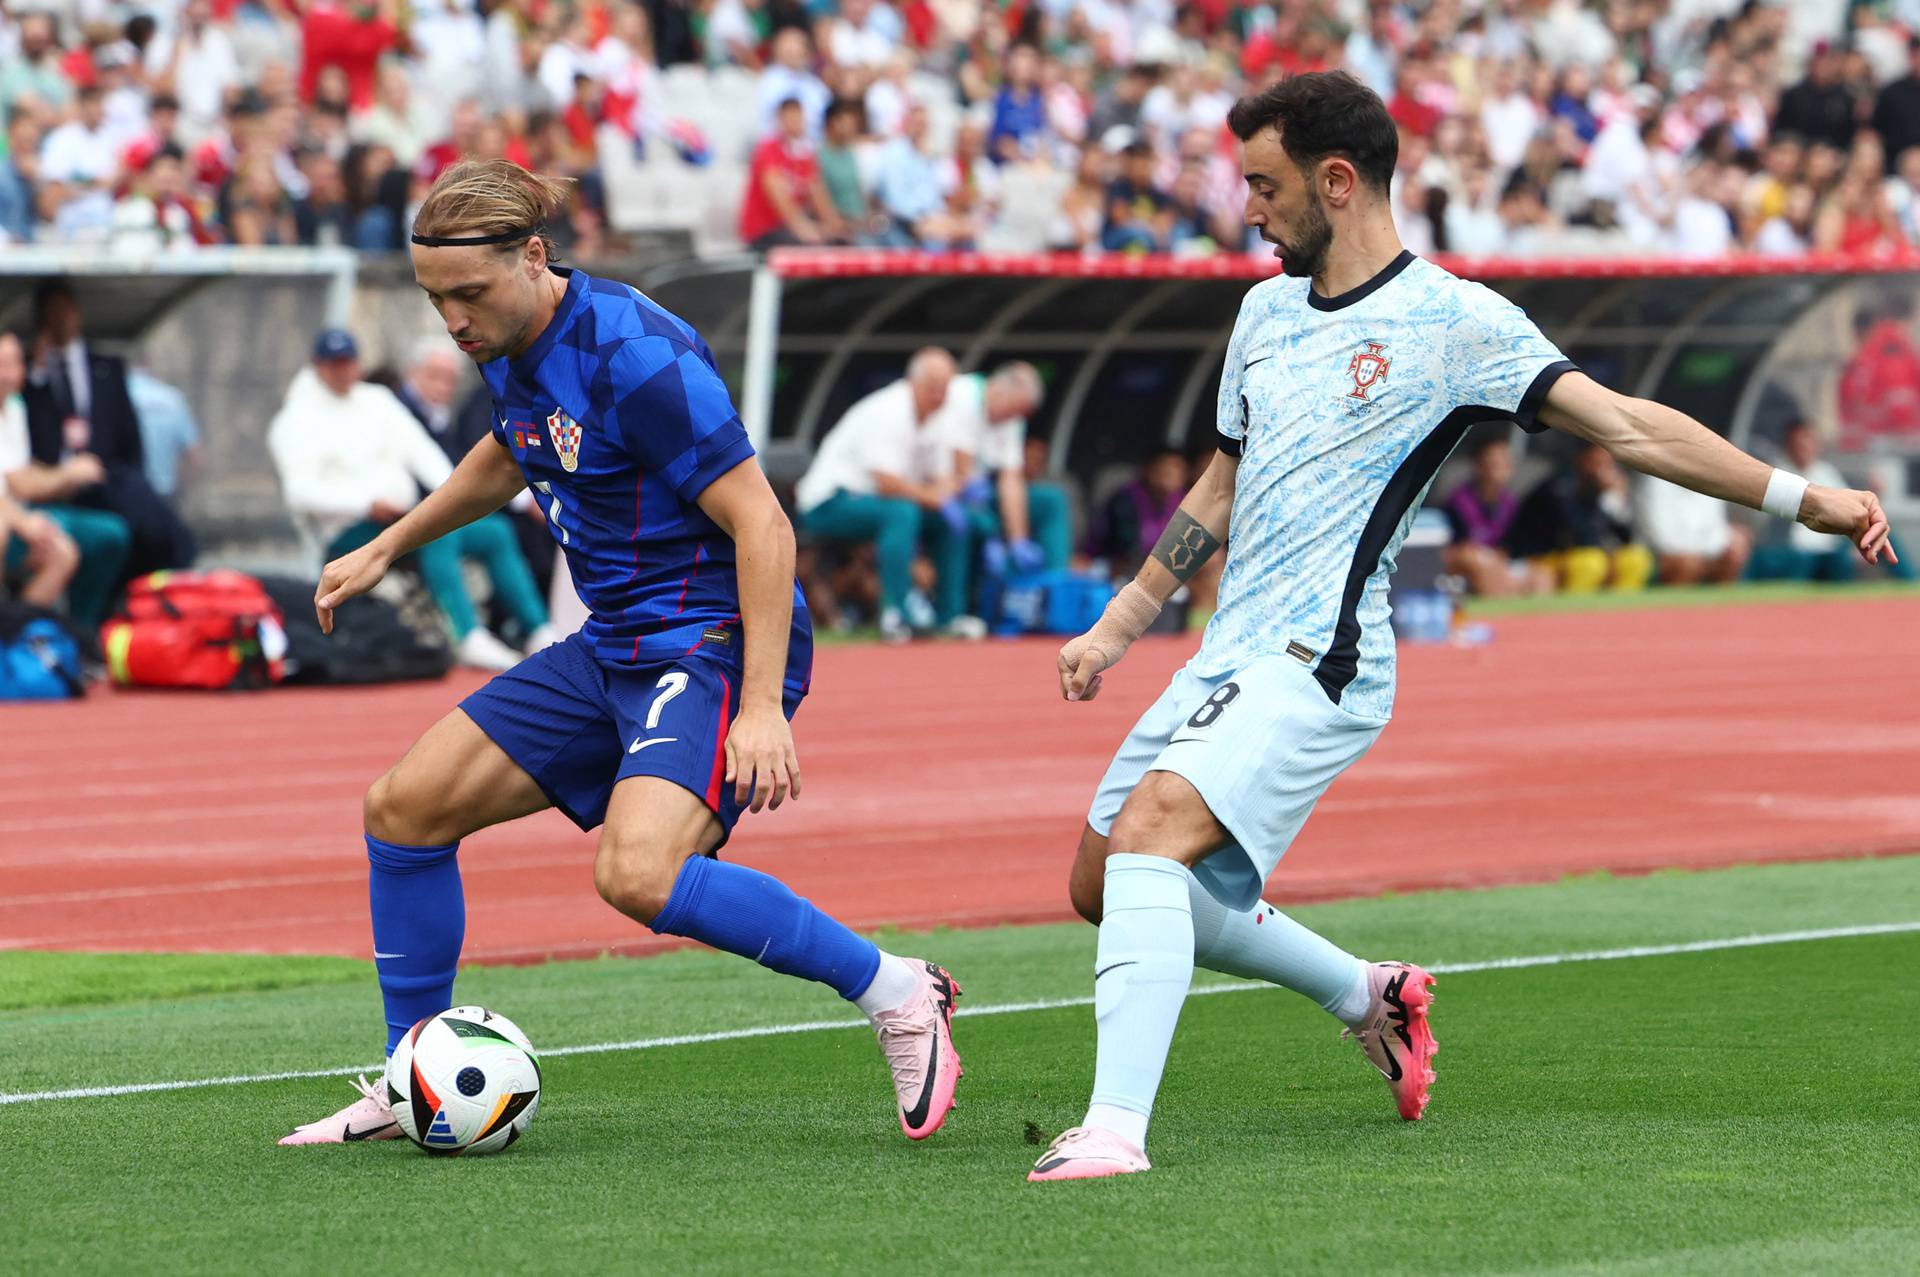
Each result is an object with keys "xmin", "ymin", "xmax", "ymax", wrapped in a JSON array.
[{"xmin": 480, "ymin": 268, "xmax": 810, "ymax": 684}]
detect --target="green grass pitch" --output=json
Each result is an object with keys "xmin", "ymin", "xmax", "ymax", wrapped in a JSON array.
[{"xmin": 4, "ymin": 857, "xmax": 1917, "ymax": 1275}]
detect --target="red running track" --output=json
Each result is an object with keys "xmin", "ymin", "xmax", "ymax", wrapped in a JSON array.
[{"xmin": 3, "ymin": 598, "xmax": 1917, "ymax": 962}]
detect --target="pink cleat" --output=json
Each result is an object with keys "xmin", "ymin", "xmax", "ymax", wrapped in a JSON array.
[
  {"xmin": 278, "ymin": 1073, "xmax": 403, "ymax": 1146},
  {"xmin": 1344, "ymin": 961, "xmax": 1438, "ymax": 1121},
  {"xmin": 871, "ymin": 960, "xmax": 963, "ymax": 1140},
  {"xmin": 1027, "ymin": 1125, "xmax": 1151, "ymax": 1182}
]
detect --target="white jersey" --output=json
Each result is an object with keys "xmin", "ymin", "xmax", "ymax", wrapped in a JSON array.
[{"xmin": 1195, "ymin": 252, "xmax": 1573, "ymax": 719}]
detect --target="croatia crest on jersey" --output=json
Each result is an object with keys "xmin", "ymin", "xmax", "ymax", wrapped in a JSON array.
[{"xmin": 547, "ymin": 407, "xmax": 582, "ymax": 472}]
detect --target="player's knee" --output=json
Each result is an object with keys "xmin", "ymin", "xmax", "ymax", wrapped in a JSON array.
[
  {"xmin": 363, "ymin": 767, "xmax": 456, "ymax": 846},
  {"xmin": 1068, "ymin": 826, "xmax": 1108, "ymax": 924},
  {"xmin": 1068, "ymin": 863, "xmax": 1103, "ymax": 924},
  {"xmin": 592, "ymin": 833, "xmax": 687, "ymax": 924}
]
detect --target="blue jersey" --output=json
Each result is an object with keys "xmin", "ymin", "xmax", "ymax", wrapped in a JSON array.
[{"xmin": 480, "ymin": 268, "xmax": 810, "ymax": 689}]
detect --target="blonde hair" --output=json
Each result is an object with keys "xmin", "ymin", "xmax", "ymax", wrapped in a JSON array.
[{"xmin": 412, "ymin": 159, "xmax": 573, "ymax": 262}]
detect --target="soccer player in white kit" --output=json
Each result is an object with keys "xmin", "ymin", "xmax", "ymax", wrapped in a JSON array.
[{"xmin": 1028, "ymin": 72, "xmax": 1897, "ymax": 1182}]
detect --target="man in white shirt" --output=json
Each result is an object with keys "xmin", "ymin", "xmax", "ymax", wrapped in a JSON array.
[
  {"xmin": 38, "ymin": 85, "xmax": 119, "ymax": 237},
  {"xmin": 828, "ymin": 0, "xmax": 896, "ymax": 68},
  {"xmin": 143, "ymin": 0, "xmax": 240, "ymax": 141},
  {"xmin": 929, "ymin": 360, "xmax": 1070, "ymax": 605},
  {"xmin": 267, "ymin": 329, "xmax": 541, "ymax": 669},
  {"xmin": 1637, "ymin": 474, "xmax": 1752, "ymax": 582},
  {"xmin": 795, "ymin": 346, "xmax": 981, "ymax": 639},
  {"xmin": 756, "ymin": 29, "xmax": 832, "ymax": 139},
  {"xmin": 1479, "ymin": 61, "xmax": 1541, "ymax": 175}
]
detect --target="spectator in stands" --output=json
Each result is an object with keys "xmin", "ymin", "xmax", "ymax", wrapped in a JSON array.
[
  {"xmin": 226, "ymin": 155, "xmax": 299, "ymax": 246},
  {"xmin": 1441, "ymin": 434, "xmax": 1551, "ymax": 597},
  {"xmin": 1755, "ymin": 183, "xmax": 1819, "ymax": 255},
  {"xmin": 1814, "ymin": 149, "xmax": 1903, "ymax": 255},
  {"xmin": 1837, "ymin": 298, "xmax": 1920, "ymax": 442},
  {"xmin": 756, "ymin": 28, "xmax": 830, "ymax": 138},
  {"xmin": 294, "ymin": 150, "xmax": 355, "ymax": 246},
  {"xmin": 740, "ymin": 96, "xmax": 843, "ymax": 250},
  {"xmin": 1637, "ymin": 477, "xmax": 1753, "ymax": 586},
  {"xmin": 39, "ymin": 85, "xmax": 120, "ymax": 239},
  {"xmin": 876, "ymin": 102, "xmax": 975, "ymax": 249},
  {"xmin": 23, "ymin": 284, "xmax": 193, "ymax": 581},
  {"xmin": 1103, "ymin": 140, "xmax": 1173, "ymax": 253},
  {"xmin": 794, "ymin": 347, "xmax": 984, "ymax": 641},
  {"xmin": 301, "ymin": 0, "xmax": 402, "ymax": 111},
  {"xmin": 267, "ymin": 329, "xmax": 553, "ymax": 670},
  {"xmin": 1875, "ymin": 38, "xmax": 1920, "ymax": 175},
  {"xmin": 1446, "ymin": 164, "xmax": 1505, "ymax": 256},
  {"xmin": 0, "ymin": 331, "xmax": 129, "ymax": 626},
  {"xmin": 1774, "ymin": 41, "xmax": 1859, "ymax": 152},
  {"xmin": 1890, "ymin": 147, "xmax": 1920, "ymax": 247},
  {"xmin": 828, "ymin": 0, "xmax": 896, "ymax": 70},
  {"xmin": 1741, "ymin": 135, "xmax": 1804, "ymax": 243},
  {"xmin": 989, "ymin": 43, "xmax": 1047, "ymax": 162},
  {"xmin": 1086, "ymin": 64, "xmax": 1152, "ymax": 145},
  {"xmin": 126, "ymin": 362, "xmax": 201, "ymax": 504},
  {"xmin": 1505, "ymin": 442, "xmax": 1652, "ymax": 594},
  {"xmin": 144, "ymin": 0, "xmax": 240, "ymax": 142},
  {"xmin": 1048, "ymin": 144, "xmax": 1110, "ymax": 252},
  {"xmin": 818, "ymin": 98, "xmax": 879, "ymax": 239},
  {"xmin": 0, "ymin": 13, "xmax": 72, "ymax": 124},
  {"xmin": 111, "ymin": 146, "xmax": 209, "ymax": 251},
  {"xmin": 0, "ymin": 112, "xmax": 41, "ymax": 242},
  {"xmin": 942, "ymin": 117, "xmax": 1000, "ymax": 238}
]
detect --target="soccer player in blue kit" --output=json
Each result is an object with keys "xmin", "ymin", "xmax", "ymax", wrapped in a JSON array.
[{"xmin": 281, "ymin": 161, "xmax": 963, "ymax": 1146}]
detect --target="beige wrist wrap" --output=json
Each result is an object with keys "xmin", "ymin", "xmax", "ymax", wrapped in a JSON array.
[{"xmin": 1058, "ymin": 580, "xmax": 1163, "ymax": 672}]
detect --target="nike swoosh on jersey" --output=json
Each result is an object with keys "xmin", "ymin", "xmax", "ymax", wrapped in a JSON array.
[
  {"xmin": 372, "ymin": 952, "xmax": 406, "ymax": 959},
  {"xmin": 628, "ymin": 737, "xmax": 678, "ymax": 753}
]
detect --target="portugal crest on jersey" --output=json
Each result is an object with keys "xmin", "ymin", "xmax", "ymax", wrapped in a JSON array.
[
  {"xmin": 1346, "ymin": 342, "xmax": 1390, "ymax": 401},
  {"xmin": 547, "ymin": 407, "xmax": 582, "ymax": 472}
]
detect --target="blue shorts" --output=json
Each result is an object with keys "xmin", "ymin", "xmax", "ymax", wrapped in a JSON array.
[{"xmin": 459, "ymin": 633, "xmax": 807, "ymax": 846}]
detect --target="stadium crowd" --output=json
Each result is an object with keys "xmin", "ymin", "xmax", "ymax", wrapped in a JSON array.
[{"xmin": 0, "ymin": 1, "xmax": 1918, "ymax": 258}]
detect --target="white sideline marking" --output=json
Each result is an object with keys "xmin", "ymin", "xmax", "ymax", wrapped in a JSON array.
[{"xmin": 4, "ymin": 920, "xmax": 1915, "ymax": 1107}]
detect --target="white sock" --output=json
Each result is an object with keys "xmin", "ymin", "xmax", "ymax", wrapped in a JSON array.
[
  {"xmin": 1084, "ymin": 1102, "xmax": 1148, "ymax": 1149},
  {"xmin": 1188, "ymin": 879, "xmax": 1372, "ymax": 1026},
  {"xmin": 853, "ymin": 951, "xmax": 921, "ymax": 1018},
  {"xmin": 1082, "ymin": 854, "xmax": 1194, "ymax": 1152}
]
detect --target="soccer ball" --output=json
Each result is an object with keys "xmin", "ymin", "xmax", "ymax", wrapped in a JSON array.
[{"xmin": 385, "ymin": 1006, "xmax": 542, "ymax": 1155}]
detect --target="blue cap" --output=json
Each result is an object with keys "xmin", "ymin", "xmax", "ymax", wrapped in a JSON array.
[{"xmin": 312, "ymin": 328, "xmax": 358, "ymax": 362}]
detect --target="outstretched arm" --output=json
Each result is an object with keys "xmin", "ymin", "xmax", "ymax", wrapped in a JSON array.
[
  {"xmin": 1538, "ymin": 371, "xmax": 1894, "ymax": 565},
  {"xmin": 1057, "ymin": 450, "xmax": 1238, "ymax": 701},
  {"xmin": 313, "ymin": 434, "xmax": 526, "ymax": 632},
  {"xmin": 698, "ymin": 457, "xmax": 802, "ymax": 813}
]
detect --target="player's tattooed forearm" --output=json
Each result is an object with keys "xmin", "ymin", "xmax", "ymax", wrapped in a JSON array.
[{"xmin": 1151, "ymin": 511, "xmax": 1221, "ymax": 581}]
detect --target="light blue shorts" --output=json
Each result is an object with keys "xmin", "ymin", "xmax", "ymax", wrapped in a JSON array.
[{"xmin": 1087, "ymin": 653, "xmax": 1389, "ymax": 910}]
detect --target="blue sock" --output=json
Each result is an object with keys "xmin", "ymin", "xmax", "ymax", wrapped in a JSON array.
[
  {"xmin": 367, "ymin": 834, "xmax": 464, "ymax": 1054},
  {"xmin": 649, "ymin": 855, "xmax": 881, "ymax": 1000}
]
